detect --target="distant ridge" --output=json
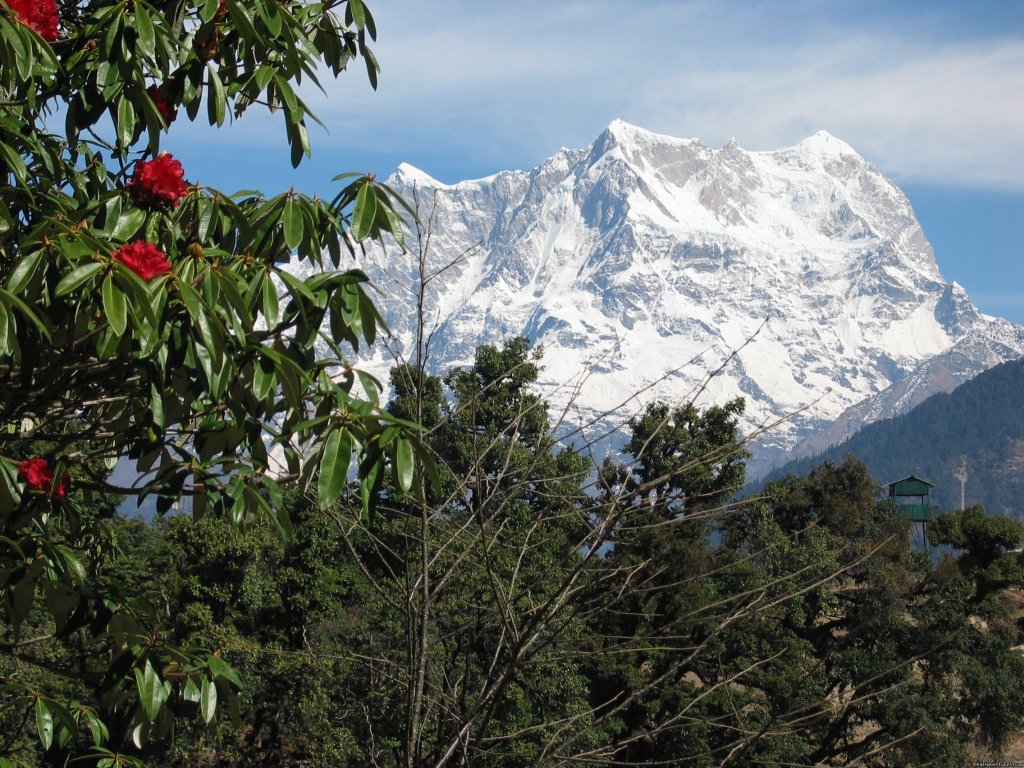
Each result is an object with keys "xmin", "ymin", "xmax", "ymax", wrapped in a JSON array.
[{"xmin": 759, "ymin": 358, "xmax": 1024, "ymax": 517}]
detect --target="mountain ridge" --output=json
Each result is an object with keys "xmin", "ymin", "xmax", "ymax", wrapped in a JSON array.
[
  {"xmin": 759, "ymin": 357, "xmax": 1024, "ymax": 517},
  {"xmin": 332, "ymin": 121, "xmax": 1024, "ymax": 474}
]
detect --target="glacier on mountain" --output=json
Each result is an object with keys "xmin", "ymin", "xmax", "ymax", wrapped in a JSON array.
[{"xmin": 338, "ymin": 120, "xmax": 1024, "ymax": 477}]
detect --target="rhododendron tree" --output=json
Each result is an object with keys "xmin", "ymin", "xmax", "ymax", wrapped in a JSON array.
[{"xmin": 0, "ymin": 0, "xmax": 422, "ymax": 763}]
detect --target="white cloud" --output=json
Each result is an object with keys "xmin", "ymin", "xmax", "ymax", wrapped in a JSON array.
[{"xmin": 288, "ymin": 0, "xmax": 1024, "ymax": 188}]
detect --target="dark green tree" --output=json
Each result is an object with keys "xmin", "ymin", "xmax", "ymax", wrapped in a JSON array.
[{"xmin": 581, "ymin": 397, "xmax": 751, "ymax": 763}]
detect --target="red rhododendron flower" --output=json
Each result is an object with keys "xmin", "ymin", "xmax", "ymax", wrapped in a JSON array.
[
  {"xmin": 5, "ymin": 0, "xmax": 59, "ymax": 41},
  {"xmin": 18, "ymin": 456, "xmax": 69, "ymax": 497},
  {"xmin": 113, "ymin": 241, "xmax": 171, "ymax": 280},
  {"xmin": 127, "ymin": 154, "xmax": 188, "ymax": 210},
  {"xmin": 146, "ymin": 85, "xmax": 178, "ymax": 126}
]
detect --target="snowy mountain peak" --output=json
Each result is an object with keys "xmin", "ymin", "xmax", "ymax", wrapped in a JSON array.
[
  {"xmin": 394, "ymin": 162, "xmax": 438, "ymax": 186},
  {"xmin": 794, "ymin": 129, "xmax": 860, "ymax": 158},
  {"xmin": 590, "ymin": 119, "xmax": 707, "ymax": 168},
  {"xmin": 343, "ymin": 124, "xmax": 1024, "ymax": 477},
  {"xmin": 602, "ymin": 118, "xmax": 694, "ymax": 145}
]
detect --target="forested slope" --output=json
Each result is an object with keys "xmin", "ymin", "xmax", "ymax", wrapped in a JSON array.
[{"xmin": 761, "ymin": 358, "xmax": 1024, "ymax": 516}]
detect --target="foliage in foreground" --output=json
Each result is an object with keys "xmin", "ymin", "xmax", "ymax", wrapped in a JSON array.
[
  {"xmin": 8, "ymin": 338, "xmax": 1023, "ymax": 767},
  {"xmin": 0, "ymin": 0, "xmax": 426, "ymax": 761}
]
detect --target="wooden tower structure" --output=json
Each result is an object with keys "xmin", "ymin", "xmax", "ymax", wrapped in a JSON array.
[{"xmin": 888, "ymin": 475, "xmax": 936, "ymax": 549}]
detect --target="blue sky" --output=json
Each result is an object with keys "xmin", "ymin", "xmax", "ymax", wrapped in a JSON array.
[{"xmin": 169, "ymin": 0, "xmax": 1024, "ymax": 322}]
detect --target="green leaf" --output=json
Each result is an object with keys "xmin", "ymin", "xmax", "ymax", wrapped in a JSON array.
[
  {"xmin": 111, "ymin": 208, "xmax": 147, "ymax": 240},
  {"xmin": 362, "ymin": 44, "xmax": 379, "ymax": 90},
  {"xmin": 199, "ymin": 0, "xmax": 220, "ymax": 22},
  {"xmin": 6, "ymin": 249, "xmax": 44, "ymax": 294},
  {"xmin": 290, "ymin": 413, "xmax": 331, "ymax": 433},
  {"xmin": 102, "ymin": 275, "xmax": 127, "ymax": 337},
  {"xmin": 5, "ymin": 20, "xmax": 31, "ymax": 80},
  {"xmin": 277, "ymin": 268, "xmax": 317, "ymax": 304},
  {"xmin": 261, "ymin": 273, "xmax": 279, "ymax": 327},
  {"xmin": 150, "ymin": 380, "xmax": 165, "ymax": 427},
  {"xmin": 378, "ymin": 193, "xmax": 406, "ymax": 248},
  {"xmin": 134, "ymin": 6, "xmax": 156, "ymax": 60},
  {"xmin": 350, "ymin": 181, "xmax": 376, "ymax": 242},
  {"xmin": 85, "ymin": 710, "xmax": 109, "ymax": 746},
  {"xmin": 395, "ymin": 437, "xmax": 414, "ymax": 493},
  {"xmin": 252, "ymin": 355, "xmax": 275, "ymax": 400},
  {"xmin": 288, "ymin": 120, "xmax": 310, "ymax": 168},
  {"xmin": 46, "ymin": 700, "xmax": 79, "ymax": 744},
  {"xmin": 177, "ymin": 279, "xmax": 223, "ymax": 362},
  {"xmin": 96, "ymin": 326, "xmax": 119, "ymax": 360},
  {"xmin": 347, "ymin": 0, "xmax": 366, "ymax": 29},
  {"xmin": 356, "ymin": 368, "xmax": 381, "ymax": 402},
  {"xmin": 207, "ymin": 656, "xmax": 242, "ymax": 687},
  {"xmin": 413, "ymin": 440, "xmax": 442, "ymax": 494},
  {"xmin": 0, "ymin": 289, "xmax": 50, "ymax": 340},
  {"xmin": 35, "ymin": 698, "xmax": 53, "ymax": 750},
  {"xmin": 207, "ymin": 63, "xmax": 226, "ymax": 126},
  {"xmin": 0, "ymin": 301, "xmax": 9, "ymax": 356},
  {"xmin": 360, "ymin": 452, "xmax": 382, "ymax": 522},
  {"xmin": 194, "ymin": 198, "xmax": 216, "ymax": 241},
  {"xmin": 317, "ymin": 426, "xmax": 351, "ymax": 510},
  {"xmin": 116, "ymin": 96, "xmax": 135, "ymax": 150},
  {"xmin": 200, "ymin": 677, "xmax": 217, "ymax": 724},
  {"xmin": 255, "ymin": 0, "xmax": 282, "ymax": 36},
  {"xmin": 0, "ymin": 200, "xmax": 14, "ymax": 234},
  {"xmin": 60, "ymin": 549, "xmax": 87, "ymax": 581},
  {"xmin": 141, "ymin": 659, "xmax": 165, "ymax": 721},
  {"xmin": 102, "ymin": 14, "xmax": 123, "ymax": 60},
  {"xmin": 183, "ymin": 678, "xmax": 200, "ymax": 703},
  {"xmin": 0, "ymin": 141, "xmax": 28, "ymax": 185},
  {"xmin": 283, "ymin": 197, "xmax": 304, "ymax": 250},
  {"xmin": 55, "ymin": 263, "xmax": 103, "ymax": 296}
]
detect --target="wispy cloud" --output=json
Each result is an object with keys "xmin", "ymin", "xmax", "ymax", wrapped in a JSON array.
[{"xmin": 280, "ymin": 0, "xmax": 1024, "ymax": 188}]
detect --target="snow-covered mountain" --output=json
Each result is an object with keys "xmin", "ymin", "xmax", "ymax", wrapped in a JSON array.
[{"xmin": 348, "ymin": 120, "xmax": 1024, "ymax": 477}]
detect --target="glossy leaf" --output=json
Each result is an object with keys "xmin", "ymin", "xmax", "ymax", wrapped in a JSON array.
[
  {"xmin": 283, "ymin": 197, "xmax": 304, "ymax": 250},
  {"xmin": 116, "ymin": 96, "xmax": 135, "ymax": 150},
  {"xmin": 395, "ymin": 436, "xmax": 414, "ymax": 492},
  {"xmin": 35, "ymin": 698, "xmax": 53, "ymax": 749},
  {"xmin": 110, "ymin": 208, "xmax": 147, "ymax": 240},
  {"xmin": 261, "ymin": 272, "xmax": 279, "ymax": 326},
  {"xmin": 0, "ymin": 301, "xmax": 8, "ymax": 355},
  {"xmin": 101, "ymin": 275, "xmax": 127, "ymax": 337},
  {"xmin": 200, "ymin": 677, "xmax": 217, "ymax": 724},
  {"xmin": 207, "ymin": 63, "xmax": 226, "ymax": 126},
  {"xmin": 55, "ymin": 263, "xmax": 103, "ymax": 296},
  {"xmin": 317, "ymin": 426, "xmax": 352, "ymax": 510},
  {"xmin": 5, "ymin": 249, "xmax": 44, "ymax": 294},
  {"xmin": 134, "ymin": 6, "xmax": 156, "ymax": 60},
  {"xmin": 350, "ymin": 180, "xmax": 376, "ymax": 242}
]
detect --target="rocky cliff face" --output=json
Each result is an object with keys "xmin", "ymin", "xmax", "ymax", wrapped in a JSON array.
[{"xmin": 339, "ymin": 120, "xmax": 1024, "ymax": 476}]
